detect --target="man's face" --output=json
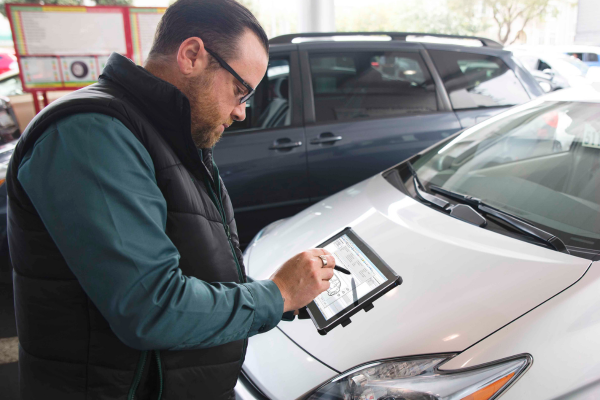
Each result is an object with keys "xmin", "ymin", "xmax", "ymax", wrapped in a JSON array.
[{"xmin": 182, "ymin": 30, "xmax": 268, "ymax": 148}]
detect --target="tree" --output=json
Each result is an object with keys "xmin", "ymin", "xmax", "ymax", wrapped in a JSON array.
[
  {"xmin": 335, "ymin": 0, "xmax": 489, "ymax": 38},
  {"xmin": 484, "ymin": 0, "xmax": 552, "ymax": 45}
]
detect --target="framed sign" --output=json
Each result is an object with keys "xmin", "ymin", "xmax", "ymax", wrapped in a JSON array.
[{"xmin": 5, "ymin": 4, "xmax": 166, "ymax": 92}]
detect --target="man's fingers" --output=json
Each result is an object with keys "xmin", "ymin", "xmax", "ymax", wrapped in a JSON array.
[
  {"xmin": 307, "ymin": 248, "xmax": 333, "ymax": 257},
  {"xmin": 320, "ymin": 280, "xmax": 331, "ymax": 292},
  {"xmin": 320, "ymin": 248, "xmax": 333, "ymax": 257},
  {"xmin": 320, "ymin": 266, "xmax": 335, "ymax": 281},
  {"xmin": 308, "ymin": 250, "xmax": 335, "ymax": 269},
  {"xmin": 322, "ymin": 255, "xmax": 335, "ymax": 269}
]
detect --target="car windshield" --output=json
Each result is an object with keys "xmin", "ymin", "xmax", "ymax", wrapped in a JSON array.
[{"xmin": 412, "ymin": 101, "xmax": 600, "ymax": 252}]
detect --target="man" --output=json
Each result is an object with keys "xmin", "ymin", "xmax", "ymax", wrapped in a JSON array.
[{"xmin": 6, "ymin": 0, "xmax": 335, "ymax": 399}]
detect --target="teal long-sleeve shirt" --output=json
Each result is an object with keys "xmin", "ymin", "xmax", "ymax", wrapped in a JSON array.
[{"xmin": 17, "ymin": 113, "xmax": 284, "ymax": 351}]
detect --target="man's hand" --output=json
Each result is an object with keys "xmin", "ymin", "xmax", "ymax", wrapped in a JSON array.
[{"xmin": 270, "ymin": 249, "xmax": 335, "ymax": 312}]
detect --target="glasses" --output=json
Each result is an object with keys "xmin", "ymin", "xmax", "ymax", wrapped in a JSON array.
[{"xmin": 205, "ymin": 47, "xmax": 256, "ymax": 104}]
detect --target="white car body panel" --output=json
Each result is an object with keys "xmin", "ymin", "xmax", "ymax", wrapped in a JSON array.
[
  {"xmin": 240, "ymin": 327, "xmax": 336, "ymax": 399},
  {"xmin": 441, "ymin": 261, "xmax": 598, "ymax": 399},
  {"xmin": 246, "ymin": 173, "xmax": 590, "ymax": 373}
]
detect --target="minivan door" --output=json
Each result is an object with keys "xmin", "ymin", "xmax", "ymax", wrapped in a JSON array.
[
  {"xmin": 217, "ymin": 48, "xmax": 308, "ymax": 246},
  {"xmin": 301, "ymin": 42, "xmax": 461, "ymax": 201}
]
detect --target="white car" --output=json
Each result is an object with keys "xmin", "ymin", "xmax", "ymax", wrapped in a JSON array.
[
  {"xmin": 235, "ymin": 85, "xmax": 600, "ymax": 400},
  {"xmin": 510, "ymin": 50, "xmax": 594, "ymax": 90}
]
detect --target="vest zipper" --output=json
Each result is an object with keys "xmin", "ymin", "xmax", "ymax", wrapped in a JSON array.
[
  {"xmin": 202, "ymin": 167, "xmax": 245, "ymax": 283},
  {"xmin": 201, "ymin": 155, "xmax": 249, "ymax": 371},
  {"xmin": 128, "ymin": 350, "xmax": 148, "ymax": 400}
]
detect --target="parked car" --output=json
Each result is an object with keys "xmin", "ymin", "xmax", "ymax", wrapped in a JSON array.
[
  {"xmin": 218, "ymin": 32, "xmax": 543, "ymax": 246},
  {"xmin": 510, "ymin": 50, "xmax": 594, "ymax": 90},
  {"xmin": 0, "ymin": 141, "xmax": 18, "ymax": 284},
  {"xmin": 0, "ymin": 94, "xmax": 20, "ymax": 144},
  {"xmin": 529, "ymin": 69, "xmax": 558, "ymax": 92},
  {"xmin": 236, "ymin": 86, "xmax": 600, "ymax": 399},
  {"xmin": 0, "ymin": 70, "xmax": 70, "ymax": 130},
  {"xmin": 557, "ymin": 45, "xmax": 600, "ymax": 67},
  {"xmin": 0, "ymin": 52, "xmax": 18, "ymax": 75}
]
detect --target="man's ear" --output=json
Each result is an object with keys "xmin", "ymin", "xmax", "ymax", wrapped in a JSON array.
[{"xmin": 176, "ymin": 37, "xmax": 208, "ymax": 76}]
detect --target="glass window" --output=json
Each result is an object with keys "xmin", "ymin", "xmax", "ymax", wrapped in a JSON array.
[
  {"xmin": 226, "ymin": 58, "xmax": 291, "ymax": 132},
  {"xmin": 586, "ymin": 53, "xmax": 599, "ymax": 62},
  {"xmin": 429, "ymin": 50, "xmax": 530, "ymax": 110},
  {"xmin": 414, "ymin": 101, "xmax": 600, "ymax": 250},
  {"xmin": 309, "ymin": 52, "xmax": 437, "ymax": 123},
  {"xmin": 0, "ymin": 75, "xmax": 24, "ymax": 97},
  {"xmin": 568, "ymin": 52, "xmax": 584, "ymax": 60},
  {"xmin": 538, "ymin": 60, "xmax": 551, "ymax": 71}
]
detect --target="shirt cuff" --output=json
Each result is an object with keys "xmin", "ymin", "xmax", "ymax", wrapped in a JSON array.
[{"xmin": 244, "ymin": 279, "xmax": 285, "ymax": 336}]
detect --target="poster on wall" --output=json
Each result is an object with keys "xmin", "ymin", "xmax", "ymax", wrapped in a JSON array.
[
  {"xmin": 11, "ymin": 6, "xmax": 127, "ymax": 56},
  {"xmin": 20, "ymin": 56, "xmax": 61, "ymax": 88},
  {"xmin": 6, "ymin": 4, "xmax": 166, "ymax": 93},
  {"xmin": 130, "ymin": 8, "xmax": 166, "ymax": 65},
  {"xmin": 60, "ymin": 57, "xmax": 99, "ymax": 84}
]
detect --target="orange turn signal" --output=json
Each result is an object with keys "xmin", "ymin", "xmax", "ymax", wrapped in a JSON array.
[{"xmin": 461, "ymin": 372, "xmax": 515, "ymax": 400}]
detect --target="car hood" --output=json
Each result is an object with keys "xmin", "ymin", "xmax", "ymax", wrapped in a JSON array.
[{"xmin": 246, "ymin": 173, "xmax": 591, "ymax": 372}]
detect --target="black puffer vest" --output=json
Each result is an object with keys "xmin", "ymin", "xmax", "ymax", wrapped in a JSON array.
[{"xmin": 7, "ymin": 53, "xmax": 248, "ymax": 400}]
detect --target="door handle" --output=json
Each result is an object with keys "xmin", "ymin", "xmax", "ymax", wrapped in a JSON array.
[
  {"xmin": 310, "ymin": 134, "xmax": 343, "ymax": 145},
  {"xmin": 269, "ymin": 140, "xmax": 303, "ymax": 150}
]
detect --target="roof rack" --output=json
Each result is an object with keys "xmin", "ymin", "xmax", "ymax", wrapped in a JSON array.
[{"xmin": 269, "ymin": 32, "xmax": 503, "ymax": 48}]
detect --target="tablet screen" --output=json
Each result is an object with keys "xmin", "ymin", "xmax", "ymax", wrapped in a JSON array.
[{"xmin": 314, "ymin": 234, "xmax": 388, "ymax": 320}]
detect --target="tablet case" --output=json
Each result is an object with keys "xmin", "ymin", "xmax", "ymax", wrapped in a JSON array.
[{"xmin": 306, "ymin": 227, "xmax": 403, "ymax": 335}]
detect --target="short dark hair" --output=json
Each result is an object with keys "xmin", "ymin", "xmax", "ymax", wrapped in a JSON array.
[{"xmin": 148, "ymin": 0, "xmax": 269, "ymax": 63}]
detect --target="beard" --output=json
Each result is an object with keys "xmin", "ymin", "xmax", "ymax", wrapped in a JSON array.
[{"xmin": 182, "ymin": 73, "xmax": 226, "ymax": 149}]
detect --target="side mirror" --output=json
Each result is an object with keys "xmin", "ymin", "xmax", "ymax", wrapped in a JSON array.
[{"xmin": 539, "ymin": 81, "xmax": 552, "ymax": 93}]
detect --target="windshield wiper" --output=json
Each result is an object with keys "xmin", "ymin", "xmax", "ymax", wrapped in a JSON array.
[
  {"xmin": 406, "ymin": 162, "xmax": 450, "ymax": 209},
  {"xmin": 430, "ymin": 185, "xmax": 570, "ymax": 254},
  {"xmin": 406, "ymin": 162, "xmax": 487, "ymax": 227}
]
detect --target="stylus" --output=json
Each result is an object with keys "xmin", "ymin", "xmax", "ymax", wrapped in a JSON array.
[{"xmin": 334, "ymin": 265, "xmax": 351, "ymax": 275}]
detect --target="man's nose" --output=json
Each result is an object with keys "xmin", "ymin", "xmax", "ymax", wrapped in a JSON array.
[{"xmin": 231, "ymin": 103, "xmax": 246, "ymax": 122}]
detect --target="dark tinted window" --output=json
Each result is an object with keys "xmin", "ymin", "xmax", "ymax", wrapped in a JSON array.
[
  {"xmin": 538, "ymin": 60, "xmax": 551, "ymax": 71},
  {"xmin": 227, "ymin": 57, "xmax": 291, "ymax": 132},
  {"xmin": 586, "ymin": 53, "xmax": 599, "ymax": 62},
  {"xmin": 429, "ymin": 50, "xmax": 530, "ymax": 110},
  {"xmin": 309, "ymin": 51, "xmax": 437, "ymax": 123}
]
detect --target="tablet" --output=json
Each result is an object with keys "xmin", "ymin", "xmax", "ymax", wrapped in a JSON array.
[{"xmin": 305, "ymin": 227, "xmax": 402, "ymax": 335}]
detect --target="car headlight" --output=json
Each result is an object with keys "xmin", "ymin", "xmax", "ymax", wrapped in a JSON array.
[{"xmin": 301, "ymin": 353, "xmax": 531, "ymax": 400}]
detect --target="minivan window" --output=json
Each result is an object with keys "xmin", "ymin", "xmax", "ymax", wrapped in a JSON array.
[
  {"xmin": 227, "ymin": 57, "xmax": 291, "ymax": 132},
  {"xmin": 309, "ymin": 51, "xmax": 437, "ymax": 123},
  {"xmin": 429, "ymin": 50, "xmax": 530, "ymax": 110}
]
